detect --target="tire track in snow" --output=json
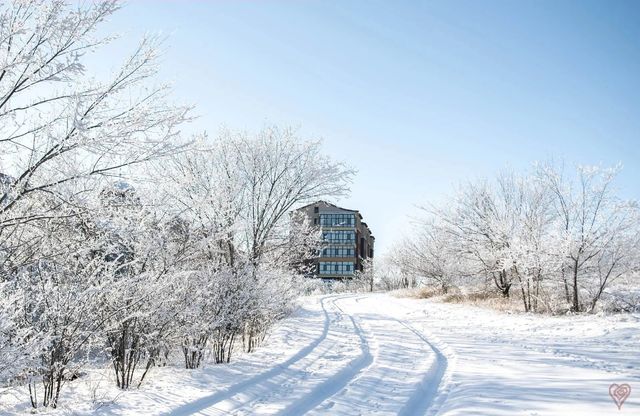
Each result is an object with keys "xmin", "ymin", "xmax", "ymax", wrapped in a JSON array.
[
  {"xmin": 237, "ymin": 294, "xmax": 369, "ymax": 415},
  {"xmin": 274, "ymin": 295, "xmax": 373, "ymax": 416},
  {"xmin": 395, "ymin": 319, "xmax": 448, "ymax": 416},
  {"xmin": 306, "ymin": 295, "xmax": 448, "ymax": 416},
  {"xmin": 384, "ymin": 295, "xmax": 455, "ymax": 415},
  {"xmin": 165, "ymin": 294, "xmax": 342, "ymax": 416},
  {"xmin": 166, "ymin": 294, "xmax": 448, "ymax": 416}
]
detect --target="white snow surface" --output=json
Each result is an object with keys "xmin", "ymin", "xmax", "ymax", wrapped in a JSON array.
[{"xmin": 2, "ymin": 293, "xmax": 639, "ymax": 415}]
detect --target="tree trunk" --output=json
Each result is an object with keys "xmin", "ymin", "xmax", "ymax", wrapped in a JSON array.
[
  {"xmin": 561, "ymin": 268, "xmax": 571, "ymax": 305},
  {"xmin": 494, "ymin": 270, "xmax": 511, "ymax": 298},
  {"xmin": 572, "ymin": 258, "xmax": 580, "ymax": 312}
]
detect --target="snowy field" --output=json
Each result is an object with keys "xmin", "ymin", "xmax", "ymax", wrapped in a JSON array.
[{"xmin": 1, "ymin": 293, "xmax": 639, "ymax": 415}]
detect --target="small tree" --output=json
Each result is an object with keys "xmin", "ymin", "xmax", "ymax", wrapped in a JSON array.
[
  {"xmin": 355, "ymin": 258, "xmax": 376, "ymax": 292},
  {"xmin": 537, "ymin": 163, "xmax": 639, "ymax": 312}
]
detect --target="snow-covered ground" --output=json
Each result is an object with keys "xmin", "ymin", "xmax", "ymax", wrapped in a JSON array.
[{"xmin": 2, "ymin": 293, "xmax": 639, "ymax": 415}]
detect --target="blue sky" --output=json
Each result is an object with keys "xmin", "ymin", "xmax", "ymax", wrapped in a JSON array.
[{"xmin": 100, "ymin": 0, "xmax": 640, "ymax": 255}]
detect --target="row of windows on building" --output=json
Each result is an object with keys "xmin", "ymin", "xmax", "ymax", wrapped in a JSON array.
[
  {"xmin": 319, "ymin": 261, "xmax": 355, "ymax": 275},
  {"xmin": 314, "ymin": 213, "xmax": 356, "ymax": 227},
  {"xmin": 320, "ymin": 247, "xmax": 355, "ymax": 258},
  {"xmin": 322, "ymin": 230, "xmax": 355, "ymax": 243}
]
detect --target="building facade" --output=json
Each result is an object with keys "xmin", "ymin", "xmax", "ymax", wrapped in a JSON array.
[{"xmin": 294, "ymin": 201, "xmax": 374, "ymax": 279}]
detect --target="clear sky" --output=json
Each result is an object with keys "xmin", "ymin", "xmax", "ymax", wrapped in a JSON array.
[{"xmin": 99, "ymin": 0, "xmax": 640, "ymax": 256}]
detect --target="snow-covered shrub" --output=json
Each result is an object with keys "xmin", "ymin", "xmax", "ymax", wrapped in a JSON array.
[
  {"xmin": 0, "ymin": 0, "xmax": 190, "ymax": 406},
  {"xmin": 93, "ymin": 187, "xmax": 194, "ymax": 388},
  {"xmin": 401, "ymin": 163, "xmax": 640, "ymax": 314},
  {"xmin": 242, "ymin": 267, "xmax": 302, "ymax": 353},
  {"xmin": 157, "ymin": 127, "xmax": 352, "ymax": 363},
  {"xmin": 1, "ymin": 203, "xmax": 121, "ymax": 408},
  {"xmin": 593, "ymin": 273, "xmax": 640, "ymax": 313},
  {"xmin": 0, "ymin": 285, "xmax": 37, "ymax": 391},
  {"xmin": 0, "ymin": 0, "xmax": 351, "ymax": 409}
]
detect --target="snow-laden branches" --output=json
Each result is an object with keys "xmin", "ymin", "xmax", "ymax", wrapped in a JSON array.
[
  {"xmin": 0, "ymin": 1, "xmax": 351, "ymax": 410},
  {"xmin": 157, "ymin": 126, "xmax": 351, "ymax": 361},
  {"xmin": 217, "ymin": 126, "xmax": 354, "ymax": 264},
  {"xmin": 0, "ymin": 0, "xmax": 191, "ymax": 231},
  {"xmin": 400, "ymin": 163, "xmax": 640, "ymax": 314},
  {"xmin": 0, "ymin": 2, "xmax": 191, "ymax": 404}
]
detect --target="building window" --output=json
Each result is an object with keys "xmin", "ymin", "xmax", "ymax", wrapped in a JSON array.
[
  {"xmin": 322, "ymin": 230, "xmax": 356, "ymax": 244},
  {"xmin": 314, "ymin": 206, "xmax": 319, "ymax": 213},
  {"xmin": 318, "ymin": 262, "xmax": 356, "ymax": 276},
  {"xmin": 319, "ymin": 213, "xmax": 355, "ymax": 227},
  {"xmin": 313, "ymin": 218, "xmax": 318, "ymax": 225},
  {"xmin": 320, "ymin": 246, "xmax": 355, "ymax": 258}
]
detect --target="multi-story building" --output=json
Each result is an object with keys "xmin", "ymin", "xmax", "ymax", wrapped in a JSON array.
[{"xmin": 294, "ymin": 201, "xmax": 374, "ymax": 279}]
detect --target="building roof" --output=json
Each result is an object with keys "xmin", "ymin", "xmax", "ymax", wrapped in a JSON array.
[
  {"xmin": 295, "ymin": 200, "xmax": 374, "ymax": 236},
  {"xmin": 295, "ymin": 200, "xmax": 358, "ymax": 212}
]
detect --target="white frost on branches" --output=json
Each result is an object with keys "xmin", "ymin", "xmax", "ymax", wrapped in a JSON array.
[
  {"xmin": 397, "ymin": 163, "xmax": 640, "ymax": 314},
  {"xmin": 0, "ymin": 0, "xmax": 353, "ymax": 410}
]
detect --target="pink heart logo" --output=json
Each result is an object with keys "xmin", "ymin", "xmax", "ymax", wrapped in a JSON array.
[{"xmin": 609, "ymin": 383, "xmax": 631, "ymax": 410}]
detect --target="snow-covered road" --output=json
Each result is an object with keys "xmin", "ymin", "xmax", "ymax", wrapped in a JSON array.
[
  {"xmin": 4, "ymin": 293, "xmax": 638, "ymax": 415},
  {"xmin": 162, "ymin": 294, "xmax": 640, "ymax": 415},
  {"xmin": 167, "ymin": 294, "xmax": 448, "ymax": 416},
  {"xmin": 160, "ymin": 293, "xmax": 639, "ymax": 415}
]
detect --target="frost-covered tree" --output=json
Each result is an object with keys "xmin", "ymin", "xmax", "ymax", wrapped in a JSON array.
[
  {"xmin": 377, "ymin": 254, "xmax": 416, "ymax": 291},
  {"xmin": 354, "ymin": 258, "xmax": 376, "ymax": 292},
  {"xmin": 394, "ymin": 224, "xmax": 458, "ymax": 294},
  {"xmin": 0, "ymin": 0, "xmax": 190, "ymax": 406},
  {"xmin": 0, "ymin": 186, "xmax": 125, "ymax": 408},
  {"xmin": 404, "ymin": 163, "xmax": 639, "ymax": 313},
  {"xmin": 0, "ymin": 0, "xmax": 189, "ymax": 230},
  {"xmin": 94, "ymin": 182, "xmax": 196, "ymax": 389},
  {"xmin": 0, "ymin": 1, "xmax": 353, "ymax": 409},
  {"xmin": 429, "ymin": 177, "xmax": 520, "ymax": 298},
  {"xmin": 537, "ymin": 163, "xmax": 640, "ymax": 312},
  {"xmin": 159, "ymin": 128, "xmax": 352, "ymax": 360},
  {"xmin": 224, "ymin": 126, "xmax": 354, "ymax": 266}
]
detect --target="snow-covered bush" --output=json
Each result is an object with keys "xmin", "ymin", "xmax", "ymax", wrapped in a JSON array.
[
  {"xmin": 0, "ymin": 0, "xmax": 351, "ymax": 409},
  {"xmin": 0, "ymin": 285, "xmax": 38, "ymax": 391},
  {"xmin": 0, "ymin": 0, "xmax": 189, "ymax": 404},
  {"xmin": 401, "ymin": 163, "xmax": 640, "ymax": 314},
  {"xmin": 157, "ymin": 127, "xmax": 352, "ymax": 365}
]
